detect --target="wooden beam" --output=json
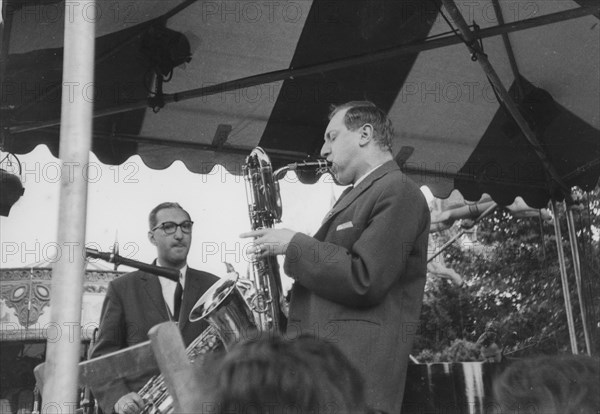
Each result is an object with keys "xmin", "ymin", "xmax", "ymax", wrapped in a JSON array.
[
  {"xmin": 79, "ymin": 341, "xmax": 158, "ymax": 388},
  {"xmin": 148, "ymin": 322, "xmax": 209, "ymax": 413},
  {"xmin": 34, "ymin": 340, "xmax": 157, "ymax": 396}
]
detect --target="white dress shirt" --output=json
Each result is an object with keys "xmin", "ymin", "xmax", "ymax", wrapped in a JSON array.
[{"xmin": 354, "ymin": 162, "xmax": 385, "ymax": 187}]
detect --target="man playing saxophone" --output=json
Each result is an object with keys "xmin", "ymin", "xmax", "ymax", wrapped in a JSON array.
[
  {"xmin": 241, "ymin": 101, "xmax": 430, "ymax": 414},
  {"xmin": 91, "ymin": 202, "xmax": 219, "ymax": 414}
]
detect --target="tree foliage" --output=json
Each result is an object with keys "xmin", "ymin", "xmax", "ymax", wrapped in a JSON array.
[{"xmin": 414, "ymin": 185, "xmax": 600, "ymax": 362}]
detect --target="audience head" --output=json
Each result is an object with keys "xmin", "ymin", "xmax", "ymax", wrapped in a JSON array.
[
  {"xmin": 493, "ymin": 354, "xmax": 600, "ymax": 414},
  {"xmin": 202, "ymin": 333, "xmax": 368, "ymax": 413}
]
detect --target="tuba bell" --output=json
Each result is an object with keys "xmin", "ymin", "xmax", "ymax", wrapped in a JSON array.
[{"xmin": 189, "ymin": 269, "xmax": 257, "ymax": 349}]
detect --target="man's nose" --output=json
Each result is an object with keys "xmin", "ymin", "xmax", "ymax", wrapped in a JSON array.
[
  {"xmin": 320, "ymin": 142, "xmax": 330, "ymax": 158},
  {"xmin": 173, "ymin": 227, "xmax": 184, "ymax": 239}
]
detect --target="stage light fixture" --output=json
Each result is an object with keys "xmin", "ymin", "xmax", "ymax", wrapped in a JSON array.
[{"xmin": 0, "ymin": 168, "xmax": 25, "ymax": 217}]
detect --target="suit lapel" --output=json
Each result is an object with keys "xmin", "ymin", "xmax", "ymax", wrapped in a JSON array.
[
  {"xmin": 142, "ymin": 273, "xmax": 169, "ymax": 320},
  {"xmin": 321, "ymin": 185, "xmax": 353, "ymax": 225},
  {"xmin": 318, "ymin": 161, "xmax": 399, "ymax": 231}
]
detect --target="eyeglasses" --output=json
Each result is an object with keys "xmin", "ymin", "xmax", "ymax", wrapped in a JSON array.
[{"xmin": 152, "ymin": 221, "xmax": 194, "ymax": 235}]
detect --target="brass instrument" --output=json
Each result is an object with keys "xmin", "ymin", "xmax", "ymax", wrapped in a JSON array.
[
  {"xmin": 139, "ymin": 264, "xmax": 256, "ymax": 414},
  {"xmin": 241, "ymin": 147, "xmax": 287, "ymax": 333},
  {"xmin": 190, "ymin": 148, "xmax": 330, "ymax": 339},
  {"xmin": 189, "ymin": 271, "xmax": 257, "ymax": 348},
  {"xmin": 139, "ymin": 149, "xmax": 330, "ymax": 413},
  {"xmin": 242, "ymin": 149, "xmax": 331, "ymax": 332},
  {"xmin": 138, "ymin": 325, "xmax": 223, "ymax": 414},
  {"xmin": 251, "ymin": 150, "xmax": 330, "ymax": 331},
  {"xmin": 137, "ymin": 266, "xmax": 238, "ymax": 414}
]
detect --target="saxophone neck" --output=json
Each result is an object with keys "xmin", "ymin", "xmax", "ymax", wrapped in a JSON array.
[
  {"xmin": 273, "ymin": 159, "xmax": 331, "ymax": 181},
  {"xmin": 273, "ymin": 165, "xmax": 291, "ymax": 181}
]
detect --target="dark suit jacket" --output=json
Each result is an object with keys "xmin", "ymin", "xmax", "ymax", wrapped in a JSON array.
[
  {"xmin": 90, "ymin": 267, "xmax": 219, "ymax": 414},
  {"xmin": 284, "ymin": 161, "xmax": 430, "ymax": 414}
]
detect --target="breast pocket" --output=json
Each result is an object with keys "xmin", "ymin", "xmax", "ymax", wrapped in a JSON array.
[{"xmin": 329, "ymin": 225, "xmax": 363, "ymax": 249}]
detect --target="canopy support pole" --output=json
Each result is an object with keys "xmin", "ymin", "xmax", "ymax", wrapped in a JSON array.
[
  {"xmin": 439, "ymin": 0, "xmax": 572, "ymax": 202},
  {"xmin": 41, "ymin": 1, "xmax": 95, "ymax": 412},
  {"xmin": 550, "ymin": 201, "xmax": 578, "ymax": 354},
  {"xmin": 565, "ymin": 203, "xmax": 592, "ymax": 355}
]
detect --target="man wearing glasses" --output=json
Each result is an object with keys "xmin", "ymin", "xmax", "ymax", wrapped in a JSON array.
[{"xmin": 91, "ymin": 202, "xmax": 219, "ymax": 414}]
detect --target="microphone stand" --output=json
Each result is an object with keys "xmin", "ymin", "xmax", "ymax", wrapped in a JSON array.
[{"xmin": 85, "ymin": 248, "xmax": 180, "ymax": 282}]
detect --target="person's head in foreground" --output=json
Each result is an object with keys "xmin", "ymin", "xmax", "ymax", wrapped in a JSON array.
[
  {"xmin": 202, "ymin": 333, "xmax": 370, "ymax": 413},
  {"xmin": 493, "ymin": 354, "xmax": 600, "ymax": 414}
]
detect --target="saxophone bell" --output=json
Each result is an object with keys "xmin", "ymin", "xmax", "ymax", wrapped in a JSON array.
[{"xmin": 244, "ymin": 147, "xmax": 283, "ymax": 225}]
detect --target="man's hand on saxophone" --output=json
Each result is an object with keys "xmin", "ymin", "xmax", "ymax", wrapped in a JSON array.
[
  {"xmin": 113, "ymin": 392, "xmax": 144, "ymax": 414},
  {"xmin": 240, "ymin": 228, "xmax": 297, "ymax": 259}
]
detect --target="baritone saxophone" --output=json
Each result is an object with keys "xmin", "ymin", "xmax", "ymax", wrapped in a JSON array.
[{"xmin": 191, "ymin": 147, "xmax": 330, "ymax": 339}]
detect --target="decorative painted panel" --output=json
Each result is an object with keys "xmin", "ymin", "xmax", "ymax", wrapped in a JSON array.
[{"xmin": 0, "ymin": 268, "xmax": 122, "ymax": 341}]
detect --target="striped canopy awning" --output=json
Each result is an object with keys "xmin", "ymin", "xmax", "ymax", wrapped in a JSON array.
[{"xmin": 2, "ymin": 0, "xmax": 599, "ymax": 207}]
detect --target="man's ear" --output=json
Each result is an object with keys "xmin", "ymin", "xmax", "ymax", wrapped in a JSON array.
[
  {"xmin": 148, "ymin": 231, "xmax": 157, "ymax": 246},
  {"xmin": 359, "ymin": 123, "xmax": 373, "ymax": 147}
]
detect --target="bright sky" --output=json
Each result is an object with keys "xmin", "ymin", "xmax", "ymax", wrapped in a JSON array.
[{"xmin": 0, "ymin": 145, "xmax": 345, "ymax": 291}]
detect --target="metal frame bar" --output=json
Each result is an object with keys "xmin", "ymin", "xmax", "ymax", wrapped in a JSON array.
[
  {"xmin": 439, "ymin": 0, "xmax": 572, "ymax": 201},
  {"xmin": 441, "ymin": 0, "xmax": 592, "ymax": 356},
  {"xmin": 8, "ymin": 5, "xmax": 599, "ymax": 134},
  {"xmin": 11, "ymin": 0, "xmax": 200, "ymax": 118},
  {"xmin": 428, "ymin": 203, "xmax": 497, "ymax": 263},
  {"xmin": 491, "ymin": 0, "xmax": 524, "ymax": 99},
  {"xmin": 565, "ymin": 204, "xmax": 592, "ymax": 355},
  {"xmin": 550, "ymin": 201, "xmax": 579, "ymax": 354}
]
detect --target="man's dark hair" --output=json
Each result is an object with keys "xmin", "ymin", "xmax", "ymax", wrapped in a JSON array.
[
  {"xmin": 203, "ymin": 333, "xmax": 368, "ymax": 413},
  {"xmin": 329, "ymin": 101, "xmax": 394, "ymax": 152},
  {"xmin": 493, "ymin": 354, "xmax": 600, "ymax": 414},
  {"xmin": 148, "ymin": 202, "xmax": 190, "ymax": 229}
]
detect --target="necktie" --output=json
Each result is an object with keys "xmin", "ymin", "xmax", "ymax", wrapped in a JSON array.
[{"xmin": 173, "ymin": 280, "xmax": 183, "ymax": 320}]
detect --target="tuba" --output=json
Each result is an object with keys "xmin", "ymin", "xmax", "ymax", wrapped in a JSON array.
[
  {"xmin": 138, "ymin": 325, "xmax": 222, "ymax": 414},
  {"xmin": 138, "ymin": 265, "xmax": 250, "ymax": 414}
]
